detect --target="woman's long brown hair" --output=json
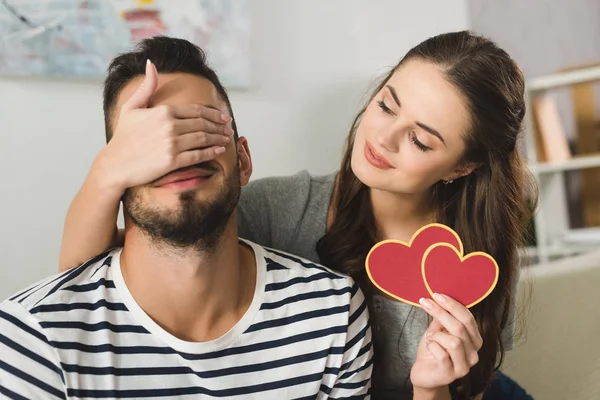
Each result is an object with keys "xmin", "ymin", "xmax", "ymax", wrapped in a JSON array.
[{"xmin": 316, "ymin": 31, "xmax": 538, "ymax": 399}]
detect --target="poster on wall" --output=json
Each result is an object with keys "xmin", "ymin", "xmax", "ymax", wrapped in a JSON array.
[{"xmin": 0, "ymin": 0, "xmax": 251, "ymax": 88}]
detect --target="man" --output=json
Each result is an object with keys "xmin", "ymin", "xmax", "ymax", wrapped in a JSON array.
[{"xmin": 0, "ymin": 37, "xmax": 373, "ymax": 399}]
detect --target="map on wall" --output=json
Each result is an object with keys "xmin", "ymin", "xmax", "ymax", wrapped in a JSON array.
[{"xmin": 0, "ymin": 0, "xmax": 251, "ymax": 87}]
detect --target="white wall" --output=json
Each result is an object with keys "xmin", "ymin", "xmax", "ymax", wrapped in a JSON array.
[
  {"xmin": 468, "ymin": 0, "xmax": 600, "ymax": 242},
  {"xmin": 0, "ymin": 0, "xmax": 469, "ymax": 298}
]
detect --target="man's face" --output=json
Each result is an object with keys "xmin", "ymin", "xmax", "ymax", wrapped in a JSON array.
[{"xmin": 113, "ymin": 73, "xmax": 247, "ymax": 252}]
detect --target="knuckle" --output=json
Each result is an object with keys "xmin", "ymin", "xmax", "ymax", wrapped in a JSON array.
[
  {"xmin": 468, "ymin": 317, "xmax": 478, "ymax": 330},
  {"xmin": 449, "ymin": 338, "xmax": 462, "ymax": 350},
  {"xmin": 211, "ymin": 122, "xmax": 221, "ymax": 133},
  {"xmin": 214, "ymin": 122, "xmax": 223, "ymax": 133},
  {"xmin": 456, "ymin": 365, "xmax": 470, "ymax": 377},
  {"xmin": 158, "ymin": 105, "xmax": 172, "ymax": 118},
  {"xmin": 456, "ymin": 325, "xmax": 468, "ymax": 338},
  {"xmin": 165, "ymin": 137, "xmax": 177, "ymax": 156},
  {"xmin": 163, "ymin": 121, "xmax": 176, "ymax": 135},
  {"xmin": 466, "ymin": 314, "xmax": 478, "ymax": 327},
  {"xmin": 188, "ymin": 151, "xmax": 200, "ymax": 163},
  {"xmin": 196, "ymin": 132, "xmax": 208, "ymax": 146},
  {"xmin": 203, "ymin": 120, "xmax": 216, "ymax": 133},
  {"xmin": 440, "ymin": 353, "xmax": 452, "ymax": 366},
  {"xmin": 476, "ymin": 337, "xmax": 483, "ymax": 350},
  {"xmin": 192, "ymin": 149, "xmax": 207, "ymax": 163}
]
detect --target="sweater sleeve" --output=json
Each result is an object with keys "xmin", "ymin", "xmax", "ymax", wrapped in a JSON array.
[{"xmin": 236, "ymin": 170, "xmax": 312, "ymax": 251}]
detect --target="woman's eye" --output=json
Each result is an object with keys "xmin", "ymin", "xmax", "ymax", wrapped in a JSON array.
[
  {"xmin": 377, "ymin": 100, "xmax": 394, "ymax": 115},
  {"xmin": 410, "ymin": 132, "xmax": 431, "ymax": 152}
]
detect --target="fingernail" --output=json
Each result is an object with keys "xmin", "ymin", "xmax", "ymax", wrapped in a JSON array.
[
  {"xmin": 215, "ymin": 146, "xmax": 226, "ymax": 154},
  {"xmin": 224, "ymin": 137, "xmax": 231, "ymax": 144},
  {"xmin": 433, "ymin": 293, "xmax": 446, "ymax": 303},
  {"xmin": 420, "ymin": 298, "xmax": 433, "ymax": 309},
  {"xmin": 221, "ymin": 114, "xmax": 231, "ymax": 122},
  {"xmin": 426, "ymin": 330, "xmax": 434, "ymax": 337}
]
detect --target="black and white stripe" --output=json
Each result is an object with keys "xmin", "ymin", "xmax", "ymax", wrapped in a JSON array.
[{"xmin": 0, "ymin": 240, "xmax": 373, "ymax": 399}]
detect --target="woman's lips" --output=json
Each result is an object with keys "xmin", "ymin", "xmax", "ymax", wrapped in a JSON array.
[{"xmin": 364, "ymin": 141, "xmax": 394, "ymax": 169}]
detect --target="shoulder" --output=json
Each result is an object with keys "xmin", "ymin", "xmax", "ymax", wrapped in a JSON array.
[
  {"xmin": 240, "ymin": 170, "xmax": 335, "ymax": 208},
  {"xmin": 261, "ymin": 242, "xmax": 349, "ymax": 279},
  {"xmin": 4, "ymin": 249, "xmax": 116, "ymax": 314},
  {"xmin": 237, "ymin": 171, "xmax": 311, "ymax": 238},
  {"xmin": 237, "ymin": 170, "xmax": 336, "ymax": 249},
  {"xmin": 252, "ymin": 240, "xmax": 360, "ymax": 299},
  {"xmin": 242, "ymin": 170, "xmax": 313, "ymax": 194},
  {"xmin": 238, "ymin": 170, "xmax": 313, "ymax": 216},
  {"xmin": 0, "ymin": 248, "xmax": 117, "ymax": 390}
]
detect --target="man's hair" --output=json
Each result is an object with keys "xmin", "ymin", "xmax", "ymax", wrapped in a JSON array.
[{"xmin": 102, "ymin": 36, "xmax": 238, "ymax": 141}]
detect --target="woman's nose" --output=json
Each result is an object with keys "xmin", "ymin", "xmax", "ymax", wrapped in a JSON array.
[{"xmin": 377, "ymin": 124, "xmax": 403, "ymax": 153}]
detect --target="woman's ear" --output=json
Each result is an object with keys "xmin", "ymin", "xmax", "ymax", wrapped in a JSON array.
[
  {"xmin": 236, "ymin": 136, "xmax": 253, "ymax": 186},
  {"xmin": 444, "ymin": 162, "xmax": 482, "ymax": 182}
]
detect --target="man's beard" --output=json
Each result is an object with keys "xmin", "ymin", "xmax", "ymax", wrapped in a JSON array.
[{"xmin": 123, "ymin": 164, "xmax": 240, "ymax": 253}]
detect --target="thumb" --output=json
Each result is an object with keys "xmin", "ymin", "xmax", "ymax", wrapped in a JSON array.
[{"xmin": 123, "ymin": 59, "xmax": 158, "ymax": 111}]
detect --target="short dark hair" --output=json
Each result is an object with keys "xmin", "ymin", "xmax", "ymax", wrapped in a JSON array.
[{"xmin": 102, "ymin": 36, "xmax": 238, "ymax": 141}]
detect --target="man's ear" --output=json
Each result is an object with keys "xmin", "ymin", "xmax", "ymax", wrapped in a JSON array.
[{"xmin": 236, "ymin": 136, "xmax": 252, "ymax": 186}]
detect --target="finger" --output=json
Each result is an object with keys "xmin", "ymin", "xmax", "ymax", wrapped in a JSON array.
[
  {"xmin": 420, "ymin": 297, "xmax": 476, "ymax": 348},
  {"xmin": 425, "ymin": 318, "xmax": 444, "ymax": 334},
  {"xmin": 424, "ymin": 318, "xmax": 478, "ymax": 367},
  {"xmin": 174, "ymin": 118, "xmax": 233, "ymax": 136},
  {"xmin": 173, "ymin": 146, "xmax": 227, "ymax": 170},
  {"xmin": 176, "ymin": 131, "xmax": 230, "ymax": 152},
  {"xmin": 123, "ymin": 59, "xmax": 158, "ymax": 111},
  {"xmin": 420, "ymin": 298, "xmax": 479, "ymax": 363},
  {"xmin": 170, "ymin": 104, "xmax": 231, "ymax": 125},
  {"xmin": 425, "ymin": 340, "xmax": 453, "ymax": 371},
  {"xmin": 433, "ymin": 293, "xmax": 482, "ymax": 349},
  {"xmin": 427, "ymin": 332, "xmax": 473, "ymax": 376}
]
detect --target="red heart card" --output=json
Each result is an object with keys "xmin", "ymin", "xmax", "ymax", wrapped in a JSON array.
[
  {"xmin": 365, "ymin": 223, "xmax": 462, "ymax": 306},
  {"xmin": 421, "ymin": 243, "xmax": 499, "ymax": 308}
]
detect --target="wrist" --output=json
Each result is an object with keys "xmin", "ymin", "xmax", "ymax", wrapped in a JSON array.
[
  {"xmin": 413, "ymin": 386, "xmax": 451, "ymax": 400},
  {"xmin": 89, "ymin": 149, "xmax": 127, "ymax": 199}
]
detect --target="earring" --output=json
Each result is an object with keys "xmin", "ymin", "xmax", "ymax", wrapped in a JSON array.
[{"xmin": 443, "ymin": 179, "xmax": 454, "ymax": 185}]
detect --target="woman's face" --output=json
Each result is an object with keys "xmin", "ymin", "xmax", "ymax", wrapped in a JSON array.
[{"xmin": 351, "ymin": 59, "xmax": 472, "ymax": 195}]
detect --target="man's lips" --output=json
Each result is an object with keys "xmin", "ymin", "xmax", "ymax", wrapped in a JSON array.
[{"xmin": 154, "ymin": 168, "xmax": 214, "ymax": 187}]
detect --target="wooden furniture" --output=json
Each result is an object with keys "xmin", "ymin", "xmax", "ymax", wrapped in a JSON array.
[{"xmin": 523, "ymin": 65, "xmax": 600, "ymax": 262}]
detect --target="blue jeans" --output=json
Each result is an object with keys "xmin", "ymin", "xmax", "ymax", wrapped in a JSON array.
[{"xmin": 482, "ymin": 371, "xmax": 534, "ymax": 400}]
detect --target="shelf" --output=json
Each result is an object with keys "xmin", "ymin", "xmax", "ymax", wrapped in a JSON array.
[
  {"xmin": 519, "ymin": 227, "xmax": 600, "ymax": 262},
  {"xmin": 559, "ymin": 227, "xmax": 600, "ymax": 245},
  {"xmin": 529, "ymin": 154, "xmax": 600, "ymax": 174},
  {"xmin": 524, "ymin": 66, "xmax": 600, "ymax": 263},
  {"xmin": 519, "ymin": 242, "xmax": 597, "ymax": 260},
  {"xmin": 527, "ymin": 65, "xmax": 600, "ymax": 92}
]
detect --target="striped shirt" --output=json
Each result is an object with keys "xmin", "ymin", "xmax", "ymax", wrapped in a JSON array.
[{"xmin": 0, "ymin": 240, "xmax": 373, "ymax": 399}]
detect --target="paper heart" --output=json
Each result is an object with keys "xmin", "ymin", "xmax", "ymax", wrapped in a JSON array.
[
  {"xmin": 366, "ymin": 223, "xmax": 462, "ymax": 307},
  {"xmin": 422, "ymin": 243, "xmax": 499, "ymax": 308}
]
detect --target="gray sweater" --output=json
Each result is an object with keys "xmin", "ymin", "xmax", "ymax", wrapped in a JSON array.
[
  {"xmin": 236, "ymin": 170, "xmax": 512, "ymax": 399},
  {"xmin": 237, "ymin": 170, "xmax": 430, "ymax": 398}
]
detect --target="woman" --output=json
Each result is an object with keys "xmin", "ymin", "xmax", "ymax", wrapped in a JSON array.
[{"xmin": 59, "ymin": 31, "xmax": 536, "ymax": 399}]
